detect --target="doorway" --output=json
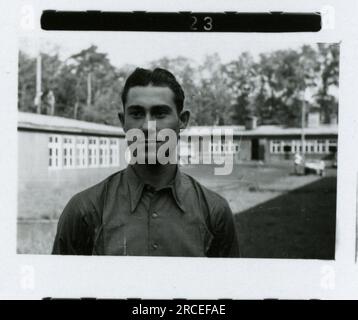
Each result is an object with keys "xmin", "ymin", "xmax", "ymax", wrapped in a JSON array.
[{"xmin": 251, "ymin": 139, "xmax": 259, "ymax": 160}]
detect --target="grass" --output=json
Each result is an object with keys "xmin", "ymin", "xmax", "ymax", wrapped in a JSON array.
[
  {"xmin": 17, "ymin": 163, "xmax": 337, "ymax": 258},
  {"xmin": 18, "ymin": 167, "xmax": 120, "ymax": 220},
  {"xmin": 235, "ymin": 176, "xmax": 337, "ymax": 259},
  {"xmin": 17, "ymin": 220, "xmax": 57, "ymax": 255}
]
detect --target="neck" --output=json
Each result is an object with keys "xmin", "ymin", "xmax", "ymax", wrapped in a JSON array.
[{"xmin": 131, "ymin": 163, "xmax": 178, "ymax": 189}]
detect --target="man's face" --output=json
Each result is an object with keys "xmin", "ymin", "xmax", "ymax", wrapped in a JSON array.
[{"xmin": 121, "ymin": 85, "xmax": 187, "ymax": 163}]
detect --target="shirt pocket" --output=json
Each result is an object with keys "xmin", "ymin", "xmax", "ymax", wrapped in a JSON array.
[{"xmin": 102, "ymin": 222, "xmax": 128, "ymax": 256}]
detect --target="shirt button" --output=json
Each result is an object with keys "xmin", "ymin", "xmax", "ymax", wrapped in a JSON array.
[
  {"xmin": 146, "ymin": 185, "xmax": 155, "ymax": 192},
  {"xmin": 152, "ymin": 212, "xmax": 158, "ymax": 218},
  {"xmin": 152, "ymin": 243, "xmax": 158, "ymax": 250}
]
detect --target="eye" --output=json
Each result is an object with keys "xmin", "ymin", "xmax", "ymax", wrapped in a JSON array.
[
  {"xmin": 156, "ymin": 112, "xmax": 166, "ymax": 118},
  {"xmin": 129, "ymin": 110, "xmax": 144, "ymax": 118},
  {"xmin": 154, "ymin": 109, "xmax": 169, "ymax": 118}
]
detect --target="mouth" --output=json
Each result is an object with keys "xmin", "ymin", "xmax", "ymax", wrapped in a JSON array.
[
  {"xmin": 144, "ymin": 140, "xmax": 160, "ymax": 144},
  {"xmin": 134, "ymin": 140, "xmax": 162, "ymax": 148},
  {"xmin": 130, "ymin": 139, "xmax": 168, "ymax": 146}
]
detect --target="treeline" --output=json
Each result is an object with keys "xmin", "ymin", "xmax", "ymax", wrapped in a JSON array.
[{"xmin": 18, "ymin": 43, "xmax": 339, "ymax": 127}]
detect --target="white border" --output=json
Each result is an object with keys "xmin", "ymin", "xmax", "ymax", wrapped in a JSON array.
[{"xmin": 1, "ymin": 0, "xmax": 358, "ymax": 299}]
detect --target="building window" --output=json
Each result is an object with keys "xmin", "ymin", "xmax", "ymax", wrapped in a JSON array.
[
  {"xmin": 283, "ymin": 144, "xmax": 291, "ymax": 153},
  {"xmin": 48, "ymin": 134, "xmax": 61, "ymax": 169},
  {"xmin": 48, "ymin": 134, "xmax": 122, "ymax": 170},
  {"xmin": 62, "ymin": 135, "xmax": 75, "ymax": 168},
  {"xmin": 317, "ymin": 140, "xmax": 326, "ymax": 153},
  {"xmin": 328, "ymin": 139, "xmax": 337, "ymax": 153},
  {"xmin": 88, "ymin": 137, "xmax": 98, "ymax": 167},
  {"xmin": 99, "ymin": 138, "xmax": 110, "ymax": 166},
  {"xmin": 270, "ymin": 140, "xmax": 281, "ymax": 154},
  {"xmin": 270, "ymin": 139, "xmax": 337, "ymax": 155},
  {"xmin": 99, "ymin": 149, "xmax": 103, "ymax": 165},
  {"xmin": 109, "ymin": 138, "xmax": 120, "ymax": 166}
]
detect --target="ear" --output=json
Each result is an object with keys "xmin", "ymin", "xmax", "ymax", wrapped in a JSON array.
[
  {"xmin": 179, "ymin": 110, "xmax": 190, "ymax": 130},
  {"xmin": 118, "ymin": 111, "xmax": 125, "ymax": 129}
]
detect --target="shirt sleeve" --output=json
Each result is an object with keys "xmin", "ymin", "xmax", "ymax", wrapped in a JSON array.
[
  {"xmin": 207, "ymin": 198, "xmax": 240, "ymax": 258},
  {"xmin": 52, "ymin": 195, "xmax": 94, "ymax": 255}
]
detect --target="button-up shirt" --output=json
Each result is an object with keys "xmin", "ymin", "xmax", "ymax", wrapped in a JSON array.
[{"xmin": 52, "ymin": 165, "xmax": 240, "ymax": 257}]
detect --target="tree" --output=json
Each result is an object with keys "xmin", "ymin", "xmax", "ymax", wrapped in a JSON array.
[
  {"xmin": 67, "ymin": 45, "xmax": 116, "ymax": 118},
  {"xmin": 83, "ymin": 67, "xmax": 128, "ymax": 125},
  {"xmin": 18, "ymin": 50, "xmax": 68, "ymax": 116},
  {"xmin": 18, "ymin": 43, "xmax": 339, "ymax": 128},
  {"xmin": 53, "ymin": 62, "xmax": 80, "ymax": 118},
  {"xmin": 195, "ymin": 53, "xmax": 233, "ymax": 125},
  {"xmin": 222, "ymin": 52, "xmax": 257, "ymax": 124},
  {"xmin": 18, "ymin": 51, "xmax": 36, "ymax": 112},
  {"xmin": 250, "ymin": 46, "xmax": 321, "ymax": 127},
  {"xmin": 315, "ymin": 43, "xmax": 340, "ymax": 123},
  {"xmin": 40, "ymin": 52, "xmax": 62, "ymax": 115}
]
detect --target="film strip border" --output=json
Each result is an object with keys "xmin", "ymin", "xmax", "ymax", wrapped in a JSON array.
[
  {"xmin": 41, "ymin": 11, "xmax": 321, "ymax": 32},
  {"xmin": 3, "ymin": 299, "xmax": 339, "ymax": 317}
]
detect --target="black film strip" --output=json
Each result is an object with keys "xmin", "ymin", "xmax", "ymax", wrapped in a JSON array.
[{"xmin": 41, "ymin": 11, "xmax": 321, "ymax": 32}]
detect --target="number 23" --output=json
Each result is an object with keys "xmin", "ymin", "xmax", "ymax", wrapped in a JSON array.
[{"xmin": 191, "ymin": 16, "xmax": 213, "ymax": 31}]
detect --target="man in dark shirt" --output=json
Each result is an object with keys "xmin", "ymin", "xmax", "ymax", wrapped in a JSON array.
[{"xmin": 52, "ymin": 67, "xmax": 240, "ymax": 257}]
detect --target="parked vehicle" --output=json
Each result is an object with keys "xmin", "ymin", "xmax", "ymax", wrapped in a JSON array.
[{"xmin": 304, "ymin": 160, "xmax": 326, "ymax": 176}]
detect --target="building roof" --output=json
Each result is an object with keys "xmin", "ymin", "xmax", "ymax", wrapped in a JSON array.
[
  {"xmin": 18, "ymin": 112, "xmax": 125, "ymax": 136},
  {"xmin": 181, "ymin": 124, "xmax": 338, "ymax": 137},
  {"xmin": 18, "ymin": 112, "xmax": 338, "ymax": 137}
]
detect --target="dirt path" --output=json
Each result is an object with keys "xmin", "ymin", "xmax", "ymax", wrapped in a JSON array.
[{"xmin": 210, "ymin": 174, "xmax": 322, "ymax": 215}]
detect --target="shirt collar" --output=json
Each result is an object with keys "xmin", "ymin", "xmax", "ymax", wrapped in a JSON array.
[{"xmin": 126, "ymin": 165, "xmax": 186, "ymax": 213}]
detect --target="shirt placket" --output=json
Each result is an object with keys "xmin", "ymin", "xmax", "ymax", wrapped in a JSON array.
[{"xmin": 145, "ymin": 185, "xmax": 162, "ymax": 255}]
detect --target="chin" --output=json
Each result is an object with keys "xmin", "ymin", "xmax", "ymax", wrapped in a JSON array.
[{"xmin": 141, "ymin": 152, "xmax": 158, "ymax": 165}]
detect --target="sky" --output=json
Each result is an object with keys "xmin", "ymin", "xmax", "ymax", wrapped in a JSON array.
[{"xmin": 18, "ymin": 31, "xmax": 321, "ymax": 69}]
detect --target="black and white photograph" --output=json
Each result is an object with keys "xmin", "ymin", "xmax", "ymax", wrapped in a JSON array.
[
  {"xmin": 16, "ymin": 32, "xmax": 339, "ymax": 259},
  {"xmin": 3, "ymin": 0, "xmax": 358, "ymax": 300}
]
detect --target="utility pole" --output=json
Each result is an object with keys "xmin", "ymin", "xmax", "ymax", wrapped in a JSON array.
[
  {"xmin": 48, "ymin": 90, "xmax": 55, "ymax": 115},
  {"xmin": 87, "ymin": 71, "xmax": 92, "ymax": 108},
  {"xmin": 35, "ymin": 53, "xmax": 42, "ymax": 114},
  {"xmin": 301, "ymin": 97, "xmax": 306, "ymax": 158},
  {"xmin": 301, "ymin": 86, "xmax": 311, "ymax": 160}
]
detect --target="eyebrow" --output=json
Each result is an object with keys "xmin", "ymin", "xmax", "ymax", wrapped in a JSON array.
[
  {"xmin": 127, "ymin": 104, "xmax": 172, "ymax": 110},
  {"xmin": 126, "ymin": 105, "xmax": 143, "ymax": 110},
  {"xmin": 151, "ymin": 105, "xmax": 172, "ymax": 110}
]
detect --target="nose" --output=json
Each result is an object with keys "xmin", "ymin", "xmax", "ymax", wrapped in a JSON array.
[
  {"xmin": 140, "ymin": 114, "xmax": 156, "ymax": 139},
  {"xmin": 140, "ymin": 112, "xmax": 151, "ymax": 132}
]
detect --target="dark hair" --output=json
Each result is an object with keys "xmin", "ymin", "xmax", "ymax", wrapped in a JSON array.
[{"xmin": 121, "ymin": 67, "xmax": 185, "ymax": 113}]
